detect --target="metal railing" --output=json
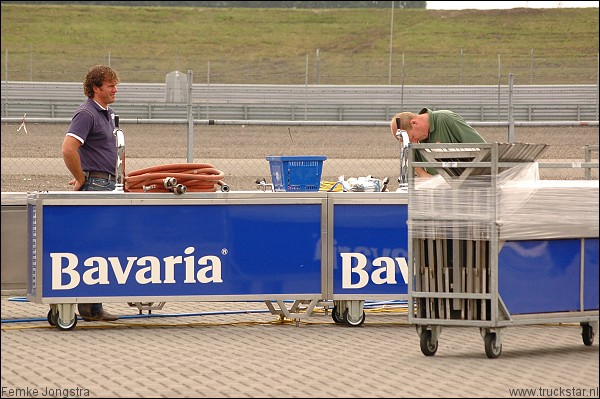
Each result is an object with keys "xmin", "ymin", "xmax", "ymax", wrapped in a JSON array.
[{"xmin": 2, "ymin": 81, "xmax": 599, "ymax": 122}]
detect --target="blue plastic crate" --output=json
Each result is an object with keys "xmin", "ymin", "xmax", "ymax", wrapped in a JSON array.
[{"xmin": 266, "ymin": 155, "xmax": 327, "ymax": 192}]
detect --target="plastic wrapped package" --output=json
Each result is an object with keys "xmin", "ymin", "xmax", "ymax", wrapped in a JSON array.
[{"xmin": 408, "ymin": 162, "xmax": 599, "ymax": 240}]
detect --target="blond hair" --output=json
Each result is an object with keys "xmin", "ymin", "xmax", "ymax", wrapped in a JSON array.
[{"xmin": 390, "ymin": 112, "xmax": 418, "ymax": 133}]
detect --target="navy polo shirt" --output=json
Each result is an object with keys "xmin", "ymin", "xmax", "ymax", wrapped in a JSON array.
[{"xmin": 66, "ymin": 98, "xmax": 117, "ymax": 175}]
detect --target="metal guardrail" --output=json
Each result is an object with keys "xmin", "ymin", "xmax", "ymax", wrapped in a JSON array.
[{"xmin": 1, "ymin": 82, "xmax": 598, "ymax": 122}]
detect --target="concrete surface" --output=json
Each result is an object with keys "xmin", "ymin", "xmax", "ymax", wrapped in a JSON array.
[{"xmin": 1, "ymin": 297, "xmax": 598, "ymax": 398}]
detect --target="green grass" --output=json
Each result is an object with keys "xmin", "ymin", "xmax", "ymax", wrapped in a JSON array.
[{"xmin": 1, "ymin": 4, "xmax": 598, "ymax": 84}]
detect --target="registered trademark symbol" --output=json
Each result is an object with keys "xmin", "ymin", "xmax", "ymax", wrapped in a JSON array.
[{"xmin": 221, "ymin": 248, "xmax": 228, "ymax": 255}]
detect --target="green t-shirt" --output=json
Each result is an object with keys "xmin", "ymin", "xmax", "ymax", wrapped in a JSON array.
[{"xmin": 416, "ymin": 108, "xmax": 486, "ymax": 174}]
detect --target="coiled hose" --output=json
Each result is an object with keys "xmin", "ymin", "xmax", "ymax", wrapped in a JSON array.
[{"xmin": 125, "ymin": 163, "xmax": 229, "ymax": 193}]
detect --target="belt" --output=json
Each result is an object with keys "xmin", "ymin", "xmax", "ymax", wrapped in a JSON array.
[{"xmin": 84, "ymin": 171, "xmax": 115, "ymax": 181}]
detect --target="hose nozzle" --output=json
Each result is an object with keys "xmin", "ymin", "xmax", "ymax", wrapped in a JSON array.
[
  {"xmin": 163, "ymin": 177, "xmax": 177, "ymax": 189},
  {"xmin": 172, "ymin": 184, "xmax": 187, "ymax": 195}
]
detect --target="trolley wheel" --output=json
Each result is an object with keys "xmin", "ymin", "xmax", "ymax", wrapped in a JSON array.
[
  {"xmin": 331, "ymin": 306, "xmax": 344, "ymax": 324},
  {"xmin": 484, "ymin": 333, "xmax": 502, "ymax": 359},
  {"xmin": 581, "ymin": 323, "xmax": 595, "ymax": 346},
  {"xmin": 47, "ymin": 309, "xmax": 56, "ymax": 326},
  {"xmin": 343, "ymin": 308, "xmax": 365, "ymax": 327},
  {"xmin": 419, "ymin": 330, "xmax": 438, "ymax": 356},
  {"xmin": 55, "ymin": 314, "xmax": 77, "ymax": 331}
]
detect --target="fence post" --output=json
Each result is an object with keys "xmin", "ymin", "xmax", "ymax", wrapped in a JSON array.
[
  {"xmin": 316, "ymin": 49, "xmax": 320, "ymax": 85},
  {"xmin": 388, "ymin": 1, "xmax": 394, "ymax": 86},
  {"xmin": 305, "ymin": 53, "xmax": 309, "ymax": 120},
  {"xmin": 592, "ymin": 54, "xmax": 600, "ymax": 120},
  {"xmin": 460, "ymin": 48, "xmax": 463, "ymax": 85},
  {"xmin": 187, "ymin": 69, "xmax": 194, "ymax": 163},
  {"xmin": 497, "ymin": 53, "xmax": 501, "ymax": 120},
  {"xmin": 529, "ymin": 49, "xmax": 534, "ymax": 85},
  {"xmin": 508, "ymin": 73, "xmax": 515, "ymax": 143},
  {"xmin": 400, "ymin": 53, "xmax": 405, "ymax": 111},
  {"xmin": 206, "ymin": 61, "xmax": 210, "ymax": 119}
]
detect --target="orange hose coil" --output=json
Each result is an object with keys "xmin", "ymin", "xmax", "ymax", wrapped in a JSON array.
[{"xmin": 125, "ymin": 163, "xmax": 227, "ymax": 193}]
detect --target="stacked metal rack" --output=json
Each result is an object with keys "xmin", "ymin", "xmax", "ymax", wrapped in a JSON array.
[{"xmin": 406, "ymin": 142, "xmax": 599, "ymax": 358}]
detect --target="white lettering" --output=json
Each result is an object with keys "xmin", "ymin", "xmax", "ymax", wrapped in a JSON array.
[
  {"xmin": 372, "ymin": 257, "xmax": 397, "ymax": 285},
  {"xmin": 341, "ymin": 253, "xmax": 369, "ymax": 289},
  {"xmin": 135, "ymin": 256, "xmax": 162, "ymax": 284},
  {"xmin": 163, "ymin": 255, "xmax": 182, "ymax": 284},
  {"xmin": 82, "ymin": 256, "xmax": 109, "ymax": 285},
  {"xmin": 51, "ymin": 253, "xmax": 80, "ymax": 290},
  {"xmin": 184, "ymin": 246, "xmax": 196, "ymax": 283},
  {"xmin": 109, "ymin": 256, "xmax": 137, "ymax": 283},
  {"xmin": 49, "ymin": 247, "xmax": 226, "ymax": 290},
  {"xmin": 196, "ymin": 255, "xmax": 223, "ymax": 283},
  {"xmin": 341, "ymin": 252, "xmax": 409, "ymax": 289},
  {"xmin": 395, "ymin": 257, "xmax": 409, "ymax": 284}
]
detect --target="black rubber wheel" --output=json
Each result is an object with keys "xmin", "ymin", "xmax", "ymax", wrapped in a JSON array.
[
  {"xmin": 55, "ymin": 313, "xmax": 77, "ymax": 331},
  {"xmin": 484, "ymin": 333, "xmax": 502, "ymax": 359},
  {"xmin": 581, "ymin": 323, "xmax": 595, "ymax": 346},
  {"xmin": 47, "ymin": 309, "xmax": 56, "ymax": 326},
  {"xmin": 331, "ymin": 305, "xmax": 344, "ymax": 324},
  {"xmin": 343, "ymin": 308, "xmax": 365, "ymax": 327},
  {"xmin": 419, "ymin": 330, "xmax": 438, "ymax": 356}
]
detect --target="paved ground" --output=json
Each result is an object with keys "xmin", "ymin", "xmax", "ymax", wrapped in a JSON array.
[
  {"xmin": 2, "ymin": 122, "xmax": 599, "ymax": 398},
  {"xmin": 1, "ymin": 296, "xmax": 598, "ymax": 398}
]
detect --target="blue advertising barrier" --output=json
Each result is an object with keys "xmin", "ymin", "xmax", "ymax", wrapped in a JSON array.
[
  {"xmin": 325, "ymin": 193, "xmax": 410, "ymax": 326},
  {"xmin": 28, "ymin": 191, "xmax": 414, "ymax": 329}
]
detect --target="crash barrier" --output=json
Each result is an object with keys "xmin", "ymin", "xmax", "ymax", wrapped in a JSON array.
[
  {"xmin": 2, "ymin": 82, "xmax": 598, "ymax": 122},
  {"xmin": 406, "ymin": 142, "xmax": 599, "ymax": 358}
]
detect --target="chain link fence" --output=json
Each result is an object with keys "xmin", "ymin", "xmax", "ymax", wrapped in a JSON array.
[{"xmin": 1, "ymin": 120, "xmax": 598, "ymax": 193}]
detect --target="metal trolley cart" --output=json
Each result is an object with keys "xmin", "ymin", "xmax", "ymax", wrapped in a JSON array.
[{"xmin": 406, "ymin": 142, "xmax": 599, "ymax": 358}]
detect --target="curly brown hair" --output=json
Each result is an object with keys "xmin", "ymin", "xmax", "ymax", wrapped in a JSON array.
[{"xmin": 83, "ymin": 65, "xmax": 119, "ymax": 98}]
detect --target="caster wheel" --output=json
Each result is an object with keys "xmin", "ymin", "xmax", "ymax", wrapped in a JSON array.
[
  {"xmin": 47, "ymin": 309, "xmax": 56, "ymax": 326},
  {"xmin": 343, "ymin": 308, "xmax": 365, "ymax": 327},
  {"xmin": 420, "ymin": 330, "xmax": 438, "ymax": 356},
  {"xmin": 55, "ymin": 314, "xmax": 77, "ymax": 331},
  {"xmin": 581, "ymin": 323, "xmax": 595, "ymax": 346},
  {"xmin": 331, "ymin": 306, "xmax": 344, "ymax": 324},
  {"xmin": 484, "ymin": 333, "xmax": 502, "ymax": 359}
]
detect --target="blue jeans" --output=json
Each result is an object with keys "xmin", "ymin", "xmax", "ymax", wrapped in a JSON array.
[
  {"xmin": 82, "ymin": 177, "xmax": 116, "ymax": 192},
  {"xmin": 81, "ymin": 176, "xmax": 115, "ymax": 313}
]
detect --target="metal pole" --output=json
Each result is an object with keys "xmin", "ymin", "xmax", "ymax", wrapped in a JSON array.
[
  {"xmin": 460, "ymin": 48, "xmax": 463, "ymax": 85},
  {"xmin": 316, "ymin": 48, "xmax": 320, "ymax": 85},
  {"xmin": 401, "ymin": 53, "xmax": 405, "ymax": 110},
  {"xmin": 508, "ymin": 73, "xmax": 515, "ymax": 143},
  {"xmin": 388, "ymin": 1, "xmax": 394, "ymax": 85},
  {"xmin": 497, "ymin": 53, "xmax": 501, "ymax": 120},
  {"xmin": 4, "ymin": 49, "xmax": 7, "ymax": 82},
  {"xmin": 30, "ymin": 45, "xmax": 33, "ymax": 81},
  {"xmin": 206, "ymin": 61, "xmax": 210, "ymax": 119},
  {"xmin": 305, "ymin": 53, "xmax": 309, "ymax": 120},
  {"xmin": 187, "ymin": 70, "xmax": 194, "ymax": 163},
  {"xmin": 530, "ymin": 48, "xmax": 534, "ymax": 85}
]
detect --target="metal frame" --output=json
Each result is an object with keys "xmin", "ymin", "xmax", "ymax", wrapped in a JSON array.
[
  {"xmin": 406, "ymin": 142, "xmax": 599, "ymax": 358},
  {"xmin": 326, "ymin": 192, "xmax": 409, "ymax": 326}
]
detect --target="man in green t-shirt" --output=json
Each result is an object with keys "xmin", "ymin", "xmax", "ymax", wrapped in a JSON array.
[{"xmin": 390, "ymin": 108, "xmax": 486, "ymax": 177}]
